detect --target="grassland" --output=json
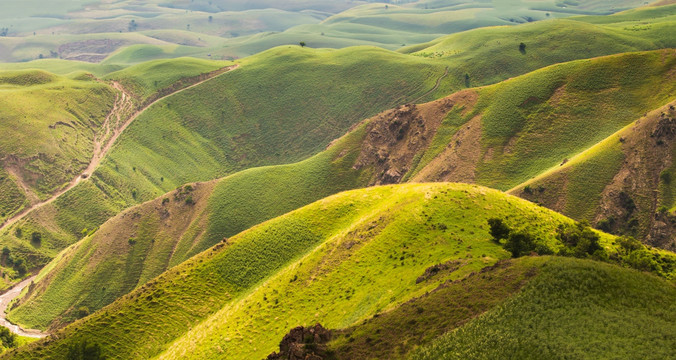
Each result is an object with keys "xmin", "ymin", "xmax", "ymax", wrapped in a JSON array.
[
  {"xmin": 411, "ymin": 257, "xmax": 676, "ymax": 360},
  {"xmin": 0, "ymin": 69, "xmax": 116, "ymax": 222},
  {"xmin": 6, "ymin": 183, "xmax": 675, "ymax": 360},
  {"xmin": 406, "ymin": 49, "xmax": 676, "ymax": 191},
  {"xmin": 104, "ymin": 57, "xmax": 230, "ymax": 102},
  {"xmin": 0, "ymin": 45, "xmax": 447, "ymax": 272},
  {"xmin": 509, "ymin": 100, "xmax": 676, "ymax": 249},
  {"xmin": 0, "ymin": 183, "xmax": 597, "ymax": 359},
  {"xmin": 6, "ymin": 48, "xmax": 676, "ymax": 328},
  {"xmin": 6, "ymin": 122, "xmax": 369, "ymax": 330},
  {"xmin": 0, "ymin": 0, "xmax": 657, "ymax": 64}
]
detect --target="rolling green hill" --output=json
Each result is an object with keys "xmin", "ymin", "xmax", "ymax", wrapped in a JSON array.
[
  {"xmin": 0, "ymin": 70, "xmax": 116, "ymax": 222},
  {"xmin": 6, "ymin": 11, "xmax": 676, "ymax": 279},
  {"xmin": 4, "ymin": 183, "xmax": 674, "ymax": 359},
  {"xmin": 7, "ymin": 48, "xmax": 676, "ymax": 330},
  {"xmin": 0, "ymin": 0, "xmax": 659, "ymax": 64},
  {"xmin": 510, "ymin": 100, "xmax": 676, "ymax": 250},
  {"xmin": 0, "ymin": 45, "xmax": 448, "ymax": 275}
]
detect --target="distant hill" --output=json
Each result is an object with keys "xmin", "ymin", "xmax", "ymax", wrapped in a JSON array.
[{"xmin": 7, "ymin": 48, "xmax": 676, "ymax": 330}]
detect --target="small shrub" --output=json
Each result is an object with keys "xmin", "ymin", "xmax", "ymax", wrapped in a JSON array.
[
  {"xmin": 31, "ymin": 231, "xmax": 42, "ymax": 245},
  {"xmin": 0, "ymin": 326, "xmax": 16, "ymax": 348},
  {"xmin": 76, "ymin": 306, "xmax": 90, "ymax": 319},
  {"xmin": 185, "ymin": 195, "xmax": 195, "ymax": 205},
  {"xmin": 128, "ymin": 238, "xmax": 136, "ymax": 245},
  {"xmin": 503, "ymin": 232, "xmax": 535, "ymax": 257},
  {"xmin": 523, "ymin": 185, "xmax": 532, "ymax": 194},
  {"xmin": 487, "ymin": 218, "xmax": 510, "ymax": 242}
]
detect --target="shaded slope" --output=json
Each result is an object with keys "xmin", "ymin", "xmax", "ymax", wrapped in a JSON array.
[
  {"xmin": 3, "ymin": 183, "xmax": 594, "ymax": 360},
  {"xmin": 410, "ymin": 257, "xmax": 676, "ymax": 360},
  {"xmin": 0, "ymin": 45, "xmax": 447, "ymax": 272},
  {"xmin": 11, "ymin": 49, "xmax": 676, "ymax": 331},
  {"xmin": 510, "ymin": 100, "xmax": 676, "ymax": 250}
]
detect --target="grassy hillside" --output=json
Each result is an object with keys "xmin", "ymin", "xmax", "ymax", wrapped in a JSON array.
[
  {"xmin": 8, "ymin": 48, "xmax": 676, "ymax": 329},
  {"xmin": 0, "ymin": 45, "xmax": 447, "ymax": 271},
  {"xmin": 104, "ymin": 57, "xmax": 230, "ymax": 103},
  {"xmin": 410, "ymin": 257, "xmax": 676, "ymax": 360},
  {"xmin": 6, "ymin": 183, "xmax": 674, "ymax": 360},
  {"xmin": 6, "ymin": 122, "xmax": 370, "ymax": 330},
  {"xmin": 0, "ymin": 0, "xmax": 657, "ymax": 64},
  {"xmin": 0, "ymin": 183, "xmax": 599, "ymax": 359},
  {"xmin": 510, "ymin": 100, "xmax": 676, "ymax": 250},
  {"xmin": 0, "ymin": 70, "xmax": 116, "ymax": 221},
  {"xmin": 401, "ymin": 4, "xmax": 676, "ymax": 96},
  {"xmin": 8, "ymin": 36, "xmax": 676, "ymax": 274},
  {"xmin": 404, "ymin": 49, "xmax": 676, "ymax": 191}
]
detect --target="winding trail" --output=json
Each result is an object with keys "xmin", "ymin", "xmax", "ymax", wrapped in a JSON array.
[
  {"xmin": 0, "ymin": 64, "xmax": 238, "ymax": 337},
  {"xmin": 0, "ymin": 64, "xmax": 239, "ymax": 235},
  {"xmin": 412, "ymin": 66, "xmax": 449, "ymax": 104},
  {"xmin": 0, "ymin": 276, "xmax": 45, "ymax": 338}
]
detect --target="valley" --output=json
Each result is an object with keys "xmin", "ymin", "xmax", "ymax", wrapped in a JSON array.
[{"xmin": 0, "ymin": 0, "xmax": 674, "ymax": 359}]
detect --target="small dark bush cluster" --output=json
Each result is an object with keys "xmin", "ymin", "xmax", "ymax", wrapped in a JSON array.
[
  {"xmin": 66, "ymin": 339, "xmax": 105, "ymax": 360},
  {"xmin": 487, "ymin": 218, "xmax": 675, "ymax": 278},
  {"xmin": 0, "ymin": 326, "xmax": 16, "ymax": 349}
]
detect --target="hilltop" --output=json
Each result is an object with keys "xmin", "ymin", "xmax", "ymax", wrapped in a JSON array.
[
  {"xmin": 4, "ymin": 3, "xmax": 676, "ymax": 282},
  {"xmin": 0, "ymin": 0, "xmax": 653, "ymax": 64},
  {"xmin": 8, "ymin": 48, "xmax": 676, "ymax": 330},
  {"xmin": 3, "ymin": 183, "xmax": 674, "ymax": 359}
]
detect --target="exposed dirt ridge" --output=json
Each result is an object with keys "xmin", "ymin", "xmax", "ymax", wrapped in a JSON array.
[{"xmin": 353, "ymin": 90, "xmax": 477, "ymax": 185}]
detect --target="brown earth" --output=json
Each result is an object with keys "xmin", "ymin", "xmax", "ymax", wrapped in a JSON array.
[{"xmin": 352, "ymin": 90, "xmax": 477, "ymax": 185}]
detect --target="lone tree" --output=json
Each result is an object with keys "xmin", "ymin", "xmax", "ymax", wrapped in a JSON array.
[
  {"xmin": 299, "ymin": 41, "xmax": 306, "ymax": 48},
  {"xmin": 519, "ymin": 42, "xmax": 527, "ymax": 54}
]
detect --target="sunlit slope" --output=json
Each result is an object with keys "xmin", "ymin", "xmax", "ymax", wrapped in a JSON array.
[
  {"xmin": 509, "ymin": 100, "xmax": 676, "ymax": 249},
  {"xmin": 4, "ymin": 183, "xmax": 593, "ymax": 359},
  {"xmin": 6, "ymin": 123, "xmax": 370, "ymax": 330},
  {"xmin": 0, "ymin": 70, "xmax": 116, "ymax": 222},
  {"xmin": 401, "ymin": 4, "xmax": 676, "ymax": 95},
  {"xmin": 8, "ymin": 49, "xmax": 676, "ymax": 325},
  {"xmin": 0, "ymin": 45, "xmax": 446, "ymax": 270}
]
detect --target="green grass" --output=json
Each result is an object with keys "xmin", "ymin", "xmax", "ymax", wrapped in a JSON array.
[
  {"xmin": 0, "ymin": 45, "xmax": 445, "ymax": 269},
  {"xmin": 411, "ymin": 256, "xmax": 676, "ymax": 360},
  {"xmin": 8, "ymin": 183, "xmax": 673, "ymax": 360},
  {"xmin": 6, "ymin": 122, "xmax": 369, "ymax": 330},
  {"xmin": 0, "ymin": 183, "xmax": 565, "ymax": 359},
  {"xmin": 104, "ymin": 57, "xmax": 230, "ymax": 102},
  {"xmin": 405, "ymin": 49, "xmax": 676, "ymax": 192},
  {"xmin": 325, "ymin": 258, "xmax": 541, "ymax": 360},
  {"xmin": 0, "ymin": 69, "xmax": 116, "ymax": 213},
  {"xmin": 0, "ymin": 0, "xmax": 659, "ymax": 64}
]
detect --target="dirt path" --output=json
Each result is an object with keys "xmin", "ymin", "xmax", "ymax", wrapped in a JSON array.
[
  {"xmin": 0, "ymin": 64, "xmax": 239, "ymax": 235},
  {"xmin": 0, "ymin": 276, "xmax": 46, "ymax": 338},
  {"xmin": 412, "ymin": 66, "xmax": 449, "ymax": 104}
]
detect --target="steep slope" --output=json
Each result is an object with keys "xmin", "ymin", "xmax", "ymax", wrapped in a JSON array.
[
  {"xmin": 6, "ymin": 123, "xmax": 370, "ymax": 330},
  {"xmin": 5, "ymin": 183, "xmax": 674, "ymax": 360},
  {"xmin": 0, "ymin": 183, "xmax": 604, "ymax": 359},
  {"xmin": 10, "ymin": 49, "xmax": 676, "ymax": 330},
  {"xmin": 409, "ymin": 257, "xmax": 676, "ymax": 360},
  {"xmin": 304, "ymin": 256, "xmax": 676, "ymax": 360},
  {"xmin": 0, "ymin": 70, "xmax": 116, "ymax": 223},
  {"xmin": 0, "ymin": 45, "xmax": 448, "ymax": 272},
  {"xmin": 510, "ymin": 100, "xmax": 676, "ymax": 249}
]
